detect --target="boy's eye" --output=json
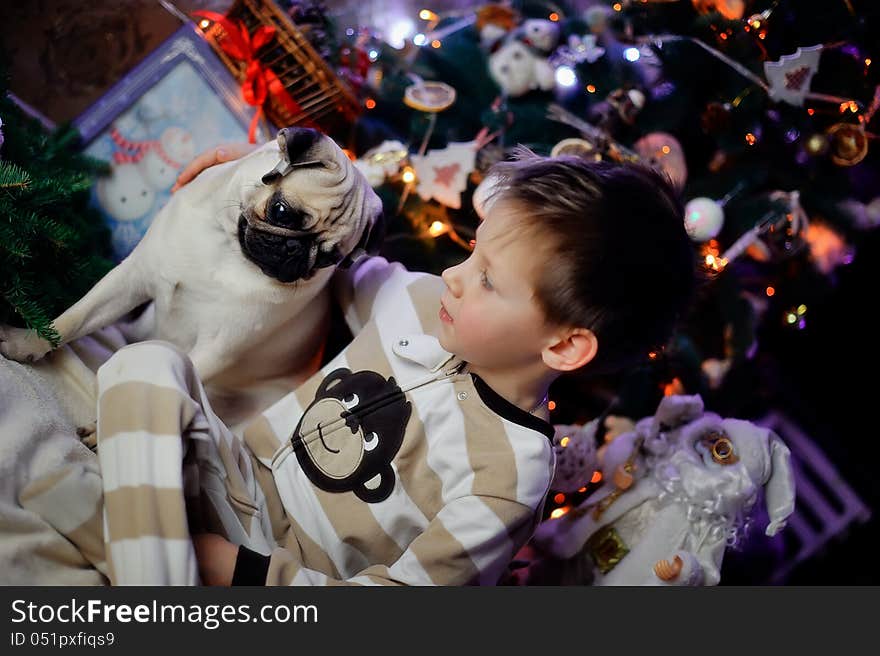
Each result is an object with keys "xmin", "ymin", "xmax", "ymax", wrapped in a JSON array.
[{"xmin": 480, "ymin": 270, "xmax": 494, "ymax": 290}]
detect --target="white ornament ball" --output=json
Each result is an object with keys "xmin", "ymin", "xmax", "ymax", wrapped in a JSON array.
[{"xmin": 684, "ymin": 197, "xmax": 725, "ymax": 242}]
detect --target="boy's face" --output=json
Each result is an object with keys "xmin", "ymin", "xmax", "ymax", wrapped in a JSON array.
[{"xmin": 439, "ymin": 201, "xmax": 556, "ymax": 371}]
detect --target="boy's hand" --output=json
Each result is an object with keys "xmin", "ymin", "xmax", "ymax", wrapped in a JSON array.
[
  {"xmin": 193, "ymin": 533, "xmax": 239, "ymax": 586},
  {"xmin": 171, "ymin": 142, "xmax": 258, "ymax": 193}
]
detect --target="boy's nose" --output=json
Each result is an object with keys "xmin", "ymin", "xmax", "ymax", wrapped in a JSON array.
[{"xmin": 441, "ymin": 265, "xmax": 462, "ymax": 297}]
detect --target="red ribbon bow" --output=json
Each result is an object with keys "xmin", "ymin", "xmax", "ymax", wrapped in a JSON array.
[{"xmin": 194, "ymin": 11, "xmax": 301, "ymax": 143}]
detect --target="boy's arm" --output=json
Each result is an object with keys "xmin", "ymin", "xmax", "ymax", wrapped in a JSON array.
[{"xmin": 230, "ymin": 495, "xmax": 540, "ymax": 586}]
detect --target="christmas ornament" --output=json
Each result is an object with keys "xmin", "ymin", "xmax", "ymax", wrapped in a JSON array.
[
  {"xmin": 700, "ymin": 102, "xmax": 732, "ymax": 135},
  {"xmin": 551, "ymin": 137, "xmax": 602, "ymax": 160},
  {"xmin": 550, "ymin": 423, "xmax": 599, "ymax": 493},
  {"xmin": 489, "ymin": 38, "xmax": 556, "ymax": 97},
  {"xmin": 552, "ymin": 34, "xmax": 605, "ymax": 67},
  {"xmin": 691, "ymin": 0, "xmax": 745, "ymax": 20},
  {"xmin": 520, "ymin": 19, "xmax": 560, "ymax": 53},
  {"xmin": 804, "ymin": 221, "xmax": 854, "ymax": 274},
  {"xmin": 764, "ymin": 45, "xmax": 823, "ymax": 107},
  {"xmin": 684, "ymin": 197, "xmax": 725, "ymax": 242},
  {"xmin": 403, "ymin": 80, "xmax": 457, "ymax": 113},
  {"xmin": 353, "ymin": 140, "xmax": 408, "ymax": 187},
  {"xmin": 410, "ymin": 141, "xmax": 477, "ymax": 209},
  {"xmin": 633, "ymin": 132, "xmax": 688, "ymax": 190},
  {"xmin": 475, "ymin": 4, "xmax": 519, "ymax": 47},
  {"xmin": 584, "ymin": 6, "xmax": 609, "ymax": 34},
  {"xmin": 826, "ymin": 122, "xmax": 868, "ymax": 166}
]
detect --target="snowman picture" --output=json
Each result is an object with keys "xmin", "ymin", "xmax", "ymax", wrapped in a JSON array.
[{"xmin": 95, "ymin": 123, "xmax": 195, "ymax": 259}]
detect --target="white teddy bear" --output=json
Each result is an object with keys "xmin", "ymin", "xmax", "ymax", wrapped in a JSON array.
[{"xmin": 488, "ymin": 38, "xmax": 556, "ymax": 97}]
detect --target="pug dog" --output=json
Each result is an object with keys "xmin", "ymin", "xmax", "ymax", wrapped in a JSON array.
[{"xmin": 0, "ymin": 127, "xmax": 383, "ymax": 426}]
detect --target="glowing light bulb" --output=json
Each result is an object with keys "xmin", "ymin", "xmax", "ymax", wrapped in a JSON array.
[
  {"xmin": 428, "ymin": 221, "xmax": 448, "ymax": 237},
  {"xmin": 555, "ymin": 66, "xmax": 577, "ymax": 87},
  {"xmin": 198, "ymin": 19, "xmax": 211, "ymax": 29},
  {"xmin": 413, "ymin": 33, "xmax": 427, "ymax": 46},
  {"xmin": 419, "ymin": 9, "xmax": 436, "ymax": 21},
  {"xmin": 624, "ymin": 47, "xmax": 640, "ymax": 62},
  {"xmin": 401, "ymin": 168, "xmax": 416, "ymax": 183}
]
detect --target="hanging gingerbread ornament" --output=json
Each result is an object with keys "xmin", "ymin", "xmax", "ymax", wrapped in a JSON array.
[
  {"xmin": 826, "ymin": 122, "xmax": 868, "ymax": 166},
  {"xmin": 764, "ymin": 45, "xmax": 823, "ymax": 106}
]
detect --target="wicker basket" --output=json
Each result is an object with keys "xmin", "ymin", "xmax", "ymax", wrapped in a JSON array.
[{"xmin": 202, "ymin": 0, "xmax": 361, "ymax": 138}]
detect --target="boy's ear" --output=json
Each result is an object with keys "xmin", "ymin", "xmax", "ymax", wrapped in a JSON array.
[{"xmin": 542, "ymin": 328, "xmax": 598, "ymax": 372}]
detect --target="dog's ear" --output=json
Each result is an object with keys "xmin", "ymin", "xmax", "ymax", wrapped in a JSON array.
[{"xmin": 339, "ymin": 211, "xmax": 385, "ymax": 269}]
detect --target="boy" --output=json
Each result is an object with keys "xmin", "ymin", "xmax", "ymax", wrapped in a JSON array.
[{"xmin": 97, "ymin": 149, "xmax": 695, "ymax": 585}]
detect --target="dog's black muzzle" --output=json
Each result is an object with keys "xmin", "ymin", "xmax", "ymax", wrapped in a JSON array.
[{"xmin": 237, "ymin": 213, "xmax": 345, "ymax": 283}]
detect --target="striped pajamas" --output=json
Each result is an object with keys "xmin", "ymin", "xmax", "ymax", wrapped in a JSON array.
[{"xmin": 45, "ymin": 257, "xmax": 554, "ymax": 585}]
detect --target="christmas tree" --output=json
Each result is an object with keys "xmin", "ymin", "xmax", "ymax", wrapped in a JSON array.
[{"xmin": 0, "ymin": 67, "xmax": 113, "ymax": 346}]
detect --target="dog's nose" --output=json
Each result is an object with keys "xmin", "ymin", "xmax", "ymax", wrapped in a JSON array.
[{"xmin": 278, "ymin": 127, "xmax": 323, "ymax": 163}]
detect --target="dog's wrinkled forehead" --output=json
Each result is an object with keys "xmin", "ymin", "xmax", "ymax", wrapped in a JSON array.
[{"xmin": 261, "ymin": 127, "xmax": 339, "ymax": 184}]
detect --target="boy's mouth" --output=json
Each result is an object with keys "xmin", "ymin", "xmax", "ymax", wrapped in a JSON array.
[{"xmin": 439, "ymin": 301, "xmax": 454, "ymax": 324}]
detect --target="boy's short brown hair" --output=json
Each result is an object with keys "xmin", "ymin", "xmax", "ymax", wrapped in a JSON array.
[{"xmin": 488, "ymin": 152, "xmax": 696, "ymax": 374}]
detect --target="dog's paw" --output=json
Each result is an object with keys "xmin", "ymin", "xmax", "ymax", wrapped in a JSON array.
[
  {"xmin": 0, "ymin": 325, "xmax": 53, "ymax": 363},
  {"xmin": 77, "ymin": 421, "xmax": 98, "ymax": 450}
]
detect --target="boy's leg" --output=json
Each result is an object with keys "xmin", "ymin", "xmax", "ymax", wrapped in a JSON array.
[{"xmin": 96, "ymin": 340, "xmax": 274, "ymax": 585}]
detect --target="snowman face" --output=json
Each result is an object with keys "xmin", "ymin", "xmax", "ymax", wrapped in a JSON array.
[
  {"xmin": 159, "ymin": 127, "xmax": 195, "ymax": 165},
  {"xmin": 96, "ymin": 163, "xmax": 155, "ymax": 222},
  {"xmin": 489, "ymin": 40, "xmax": 537, "ymax": 97},
  {"xmin": 138, "ymin": 149, "xmax": 179, "ymax": 191}
]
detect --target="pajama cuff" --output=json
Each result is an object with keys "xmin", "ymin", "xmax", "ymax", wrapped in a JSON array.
[{"xmin": 231, "ymin": 546, "xmax": 271, "ymax": 586}]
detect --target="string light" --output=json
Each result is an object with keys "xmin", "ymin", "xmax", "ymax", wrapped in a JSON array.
[
  {"xmin": 554, "ymin": 493, "xmax": 566, "ymax": 504},
  {"xmin": 413, "ymin": 33, "xmax": 427, "ymax": 46},
  {"xmin": 766, "ymin": 286, "xmax": 776, "ymax": 297},
  {"xmin": 401, "ymin": 167, "xmax": 416, "ymax": 183},
  {"xmin": 550, "ymin": 507, "xmax": 570, "ymax": 519},
  {"xmin": 549, "ymin": 13, "xmax": 560, "ymax": 22},
  {"xmin": 745, "ymin": 132, "xmax": 757, "ymax": 145},
  {"xmin": 590, "ymin": 471, "xmax": 603, "ymax": 484},
  {"xmin": 560, "ymin": 436, "xmax": 570, "ymax": 447},
  {"xmin": 548, "ymin": 400, "xmax": 557, "ymax": 411},
  {"xmin": 624, "ymin": 47, "xmax": 641, "ymax": 62},
  {"xmin": 198, "ymin": 19, "xmax": 211, "ymax": 29},
  {"xmin": 578, "ymin": 487, "xmax": 587, "ymax": 493},
  {"xmin": 613, "ymin": 2, "xmax": 623, "ymax": 11},
  {"xmin": 431, "ymin": 39, "xmax": 442, "ymax": 49},
  {"xmin": 586, "ymin": 84, "xmax": 597, "ymax": 93},
  {"xmin": 419, "ymin": 9, "xmax": 437, "ymax": 21},
  {"xmin": 428, "ymin": 221, "xmax": 448, "ymax": 237},
  {"xmin": 365, "ymin": 98, "xmax": 377, "ymax": 109}
]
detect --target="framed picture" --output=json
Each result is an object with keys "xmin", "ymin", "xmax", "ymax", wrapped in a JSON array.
[{"xmin": 75, "ymin": 23, "xmax": 268, "ymax": 261}]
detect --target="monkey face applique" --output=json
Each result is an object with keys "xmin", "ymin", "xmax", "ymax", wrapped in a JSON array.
[{"xmin": 291, "ymin": 368, "xmax": 412, "ymax": 503}]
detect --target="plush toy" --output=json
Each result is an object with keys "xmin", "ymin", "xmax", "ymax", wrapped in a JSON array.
[
  {"xmin": 519, "ymin": 18, "xmax": 560, "ymax": 54},
  {"xmin": 531, "ymin": 394, "xmax": 796, "ymax": 585},
  {"xmin": 488, "ymin": 38, "xmax": 556, "ymax": 97}
]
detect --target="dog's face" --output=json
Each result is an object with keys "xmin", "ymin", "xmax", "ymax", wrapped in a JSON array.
[{"xmin": 238, "ymin": 127, "xmax": 383, "ymax": 283}]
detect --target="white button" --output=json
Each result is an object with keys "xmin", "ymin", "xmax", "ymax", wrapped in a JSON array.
[
  {"xmin": 457, "ymin": 392, "xmax": 468, "ymax": 401},
  {"xmin": 398, "ymin": 339, "xmax": 409, "ymax": 347}
]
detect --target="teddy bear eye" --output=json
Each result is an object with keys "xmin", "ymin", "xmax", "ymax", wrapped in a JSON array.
[
  {"xmin": 342, "ymin": 393, "xmax": 360, "ymax": 410},
  {"xmin": 363, "ymin": 431, "xmax": 379, "ymax": 451}
]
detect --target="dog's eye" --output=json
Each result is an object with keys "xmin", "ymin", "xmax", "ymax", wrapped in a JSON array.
[
  {"xmin": 342, "ymin": 394, "xmax": 359, "ymax": 410},
  {"xmin": 363, "ymin": 431, "xmax": 379, "ymax": 451}
]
